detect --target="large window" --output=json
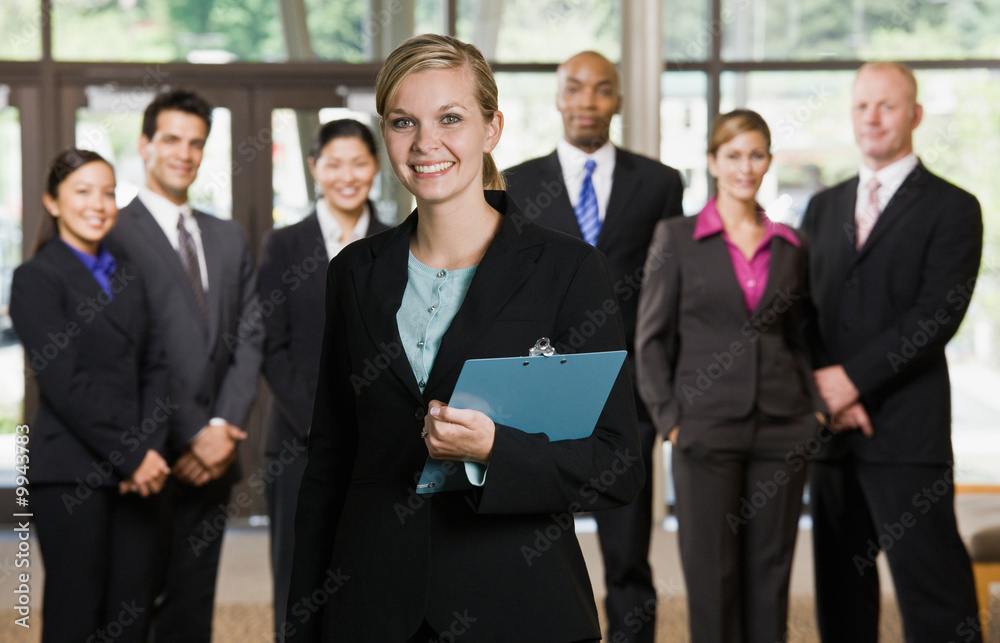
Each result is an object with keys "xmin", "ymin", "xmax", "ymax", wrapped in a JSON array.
[
  {"xmin": 458, "ymin": 0, "xmax": 621, "ymax": 62},
  {"xmin": 720, "ymin": 0, "xmax": 1000, "ymax": 61},
  {"xmin": 0, "ymin": 97, "xmax": 22, "ymax": 440},
  {"xmin": 0, "ymin": 4, "xmax": 42, "ymax": 60}
]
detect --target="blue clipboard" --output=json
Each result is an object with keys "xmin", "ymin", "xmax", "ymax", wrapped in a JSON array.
[{"xmin": 415, "ymin": 343, "xmax": 627, "ymax": 494}]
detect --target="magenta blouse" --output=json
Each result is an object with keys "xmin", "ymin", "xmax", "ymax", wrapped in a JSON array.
[{"xmin": 692, "ymin": 196, "xmax": 801, "ymax": 316}]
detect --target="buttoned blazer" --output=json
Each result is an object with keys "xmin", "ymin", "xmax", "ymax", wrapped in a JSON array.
[
  {"xmin": 10, "ymin": 239, "xmax": 168, "ymax": 485},
  {"xmin": 504, "ymin": 149, "xmax": 684, "ymax": 421},
  {"xmin": 257, "ymin": 204, "xmax": 389, "ymax": 454},
  {"xmin": 635, "ymin": 215, "xmax": 823, "ymax": 442},
  {"xmin": 287, "ymin": 191, "xmax": 644, "ymax": 642},
  {"xmin": 802, "ymin": 161, "xmax": 982, "ymax": 464},
  {"xmin": 105, "ymin": 198, "xmax": 263, "ymax": 460}
]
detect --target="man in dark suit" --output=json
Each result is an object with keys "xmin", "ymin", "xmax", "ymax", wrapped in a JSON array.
[
  {"xmin": 803, "ymin": 62, "xmax": 983, "ymax": 642},
  {"xmin": 105, "ymin": 89, "xmax": 263, "ymax": 643},
  {"xmin": 504, "ymin": 51, "xmax": 684, "ymax": 643}
]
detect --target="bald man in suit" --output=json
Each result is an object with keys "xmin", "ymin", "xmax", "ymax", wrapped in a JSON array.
[
  {"xmin": 803, "ymin": 62, "xmax": 982, "ymax": 643},
  {"xmin": 505, "ymin": 51, "xmax": 684, "ymax": 643}
]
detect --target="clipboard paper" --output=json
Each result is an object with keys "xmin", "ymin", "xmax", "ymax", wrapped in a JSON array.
[{"xmin": 416, "ymin": 349, "xmax": 627, "ymax": 494}]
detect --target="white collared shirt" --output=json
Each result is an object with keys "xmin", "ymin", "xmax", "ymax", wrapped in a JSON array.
[
  {"xmin": 557, "ymin": 138, "xmax": 617, "ymax": 223},
  {"xmin": 858, "ymin": 153, "xmax": 919, "ymax": 213},
  {"xmin": 315, "ymin": 199, "xmax": 371, "ymax": 261},
  {"xmin": 139, "ymin": 188, "xmax": 209, "ymax": 290}
]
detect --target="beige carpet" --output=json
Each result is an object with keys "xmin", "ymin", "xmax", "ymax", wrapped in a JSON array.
[{"xmin": 0, "ymin": 596, "xmax": 904, "ymax": 642}]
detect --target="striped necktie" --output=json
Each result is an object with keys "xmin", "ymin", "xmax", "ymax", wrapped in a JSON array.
[
  {"xmin": 177, "ymin": 212, "xmax": 207, "ymax": 318},
  {"xmin": 575, "ymin": 159, "xmax": 600, "ymax": 246},
  {"xmin": 855, "ymin": 177, "xmax": 881, "ymax": 249}
]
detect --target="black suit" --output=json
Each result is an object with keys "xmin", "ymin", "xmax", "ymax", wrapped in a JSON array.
[
  {"xmin": 257, "ymin": 206, "xmax": 388, "ymax": 635},
  {"xmin": 287, "ymin": 191, "xmax": 644, "ymax": 642},
  {"xmin": 636, "ymin": 213, "xmax": 824, "ymax": 642},
  {"xmin": 10, "ymin": 239, "xmax": 168, "ymax": 643},
  {"xmin": 802, "ymin": 161, "xmax": 983, "ymax": 642},
  {"xmin": 505, "ymin": 148, "xmax": 683, "ymax": 643},
  {"xmin": 106, "ymin": 197, "xmax": 263, "ymax": 643}
]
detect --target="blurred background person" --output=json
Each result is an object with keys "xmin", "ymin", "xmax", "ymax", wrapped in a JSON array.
[
  {"xmin": 504, "ymin": 50, "xmax": 684, "ymax": 643},
  {"xmin": 10, "ymin": 148, "xmax": 171, "ymax": 643},
  {"xmin": 803, "ymin": 61, "xmax": 983, "ymax": 643},
  {"xmin": 636, "ymin": 110, "xmax": 825, "ymax": 643},
  {"xmin": 105, "ymin": 89, "xmax": 263, "ymax": 643},
  {"xmin": 257, "ymin": 118, "xmax": 388, "ymax": 637},
  {"xmin": 287, "ymin": 34, "xmax": 643, "ymax": 642}
]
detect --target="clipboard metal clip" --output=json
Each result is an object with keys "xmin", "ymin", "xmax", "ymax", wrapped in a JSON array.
[{"xmin": 528, "ymin": 337, "xmax": 557, "ymax": 357}]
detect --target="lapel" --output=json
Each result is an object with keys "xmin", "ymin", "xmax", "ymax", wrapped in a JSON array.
[
  {"xmin": 126, "ymin": 200, "xmax": 209, "ymax": 336},
  {"xmin": 48, "ymin": 240, "xmax": 135, "ymax": 341},
  {"xmin": 196, "ymin": 212, "xmax": 223, "ymax": 345},
  {"xmin": 829, "ymin": 177, "xmax": 860, "ymax": 275},
  {"xmin": 600, "ymin": 148, "xmax": 640, "ymax": 247},
  {"xmin": 351, "ymin": 193, "xmax": 541, "ymax": 403},
  {"xmin": 751, "ymin": 234, "xmax": 795, "ymax": 318},
  {"xmin": 302, "ymin": 212, "xmax": 329, "ymax": 260},
  {"xmin": 352, "ymin": 218, "xmax": 421, "ymax": 401},
  {"xmin": 695, "ymin": 232, "xmax": 751, "ymax": 323},
  {"xmin": 540, "ymin": 151, "xmax": 583, "ymax": 239},
  {"xmin": 426, "ymin": 197, "xmax": 541, "ymax": 396},
  {"xmin": 853, "ymin": 162, "xmax": 926, "ymax": 264}
]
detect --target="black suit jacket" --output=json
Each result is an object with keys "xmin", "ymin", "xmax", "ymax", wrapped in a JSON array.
[
  {"xmin": 106, "ymin": 198, "xmax": 263, "ymax": 462},
  {"xmin": 635, "ymin": 215, "xmax": 824, "ymax": 441},
  {"xmin": 10, "ymin": 239, "xmax": 168, "ymax": 484},
  {"xmin": 504, "ymin": 148, "xmax": 684, "ymax": 420},
  {"xmin": 287, "ymin": 192, "xmax": 644, "ymax": 642},
  {"xmin": 802, "ymin": 161, "xmax": 982, "ymax": 464},
  {"xmin": 258, "ymin": 205, "xmax": 389, "ymax": 454}
]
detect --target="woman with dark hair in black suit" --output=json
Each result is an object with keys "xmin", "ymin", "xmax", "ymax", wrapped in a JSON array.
[
  {"xmin": 10, "ymin": 149, "xmax": 170, "ymax": 643},
  {"xmin": 258, "ymin": 118, "xmax": 389, "ymax": 636}
]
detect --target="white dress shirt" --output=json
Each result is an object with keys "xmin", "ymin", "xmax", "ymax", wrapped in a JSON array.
[
  {"xmin": 858, "ymin": 153, "xmax": 919, "ymax": 213},
  {"xmin": 139, "ymin": 187, "xmax": 210, "ymax": 291},
  {"xmin": 557, "ymin": 138, "xmax": 617, "ymax": 223},
  {"xmin": 315, "ymin": 199, "xmax": 371, "ymax": 261}
]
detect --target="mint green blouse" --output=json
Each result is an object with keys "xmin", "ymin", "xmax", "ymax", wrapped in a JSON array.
[{"xmin": 396, "ymin": 251, "xmax": 486, "ymax": 485}]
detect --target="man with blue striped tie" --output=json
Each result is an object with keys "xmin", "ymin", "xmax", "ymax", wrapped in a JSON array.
[{"xmin": 505, "ymin": 50, "xmax": 685, "ymax": 643}]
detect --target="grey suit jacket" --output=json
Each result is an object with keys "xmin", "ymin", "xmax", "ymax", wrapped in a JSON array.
[
  {"xmin": 106, "ymin": 197, "xmax": 263, "ymax": 460},
  {"xmin": 636, "ymin": 214, "xmax": 824, "ymax": 440}
]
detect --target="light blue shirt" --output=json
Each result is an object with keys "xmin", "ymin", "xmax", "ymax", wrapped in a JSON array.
[{"xmin": 396, "ymin": 252, "xmax": 487, "ymax": 485}]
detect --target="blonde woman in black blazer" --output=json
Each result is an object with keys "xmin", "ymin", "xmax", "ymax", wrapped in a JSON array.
[
  {"xmin": 636, "ymin": 111, "xmax": 825, "ymax": 643},
  {"xmin": 10, "ymin": 149, "xmax": 170, "ymax": 643},
  {"xmin": 286, "ymin": 35, "xmax": 644, "ymax": 642}
]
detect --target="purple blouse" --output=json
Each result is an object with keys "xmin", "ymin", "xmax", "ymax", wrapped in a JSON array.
[{"xmin": 692, "ymin": 196, "xmax": 800, "ymax": 316}]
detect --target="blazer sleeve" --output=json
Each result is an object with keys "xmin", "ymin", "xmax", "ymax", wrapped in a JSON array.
[
  {"xmin": 258, "ymin": 231, "xmax": 313, "ymax": 438},
  {"xmin": 286, "ymin": 261, "xmax": 358, "ymax": 643},
  {"xmin": 799, "ymin": 198, "xmax": 834, "ymax": 368},
  {"xmin": 635, "ymin": 219, "xmax": 682, "ymax": 436},
  {"xmin": 474, "ymin": 249, "xmax": 645, "ymax": 515},
  {"xmin": 662, "ymin": 166, "xmax": 685, "ymax": 219},
  {"xmin": 783, "ymin": 233, "xmax": 829, "ymax": 416},
  {"xmin": 137, "ymin": 270, "xmax": 171, "ymax": 457},
  {"xmin": 843, "ymin": 192, "xmax": 983, "ymax": 395},
  {"xmin": 212, "ymin": 227, "xmax": 264, "ymax": 429},
  {"xmin": 10, "ymin": 262, "xmax": 146, "ymax": 476}
]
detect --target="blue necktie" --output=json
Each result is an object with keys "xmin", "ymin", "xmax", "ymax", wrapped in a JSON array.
[{"xmin": 575, "ymin": 159, "xmax": 600, "ymax": 246}]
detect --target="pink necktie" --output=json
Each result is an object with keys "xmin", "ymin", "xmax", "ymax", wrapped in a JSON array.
[{"xmin": 856, "ymin": 177, "xmax": 881, "ymax": 249}]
